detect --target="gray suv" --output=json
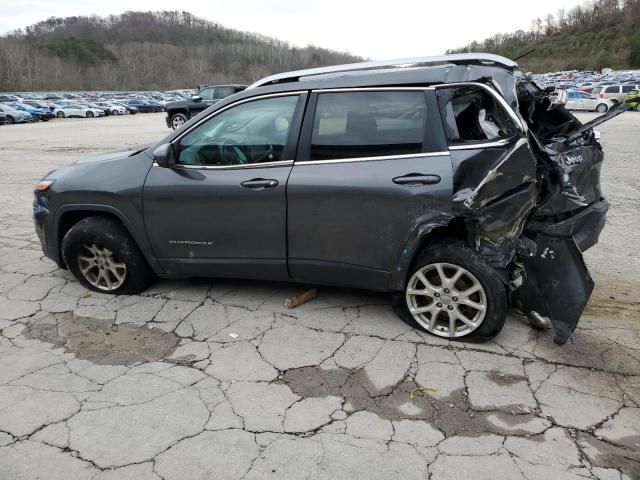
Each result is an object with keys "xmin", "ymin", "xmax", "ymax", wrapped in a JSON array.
[{"xmin": 33, "ymin": 54, "xmax": 625, "ymax": 344}]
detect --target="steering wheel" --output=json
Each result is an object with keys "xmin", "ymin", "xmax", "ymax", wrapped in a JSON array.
[
  {"xmin": 219, "ymin": 138, "xmax": 255, "ymax": 165},
  {"xmin": 252, "ymin": 142, "xmax": 276, "ymax": 163}
]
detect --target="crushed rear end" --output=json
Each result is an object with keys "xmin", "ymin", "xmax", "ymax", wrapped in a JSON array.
[
  {"xmin": 448, "ymin": 71, "xmax": 627, "ymax": 345},
  {"xmin": 509, "ymin": 80, "xmax": 625, "ymax": 344}
]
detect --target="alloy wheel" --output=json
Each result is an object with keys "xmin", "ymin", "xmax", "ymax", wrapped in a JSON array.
[
  {"xmin": 171, "ymin": 115, "xmax": 186, "ymax": 129},
  {"xmin": 405, "ymin": 262, "xmax": 487, "ymax": 338},
  {"xmin": 77, "ymin": 244, "xmax": 127, "ymax": 291}
]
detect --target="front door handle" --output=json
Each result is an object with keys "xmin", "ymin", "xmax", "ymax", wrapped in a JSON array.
[
  {"xmin": 392, "ymin": 173, "xmax": 441, "ymax": 186},
  {"xmin": 240, "ymin": 178, "xmax": 279, "ymax": 189}
]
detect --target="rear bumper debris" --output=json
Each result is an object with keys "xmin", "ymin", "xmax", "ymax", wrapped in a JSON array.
[{"xmin": 515, "ymin": 199, "xmax": 608, "ymax": 345}]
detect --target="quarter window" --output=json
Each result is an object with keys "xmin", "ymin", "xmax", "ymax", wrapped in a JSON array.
[
  {"xmin": 309, "ymin": 91, "xmax": 427, "ymax": 161},
  {"xmin": 176, "ymin": 95, "xmax": 299, "ymax": 167},
  {"xmin": 436, "ymin": 86, "xmax": 518, "ymax": 144}
]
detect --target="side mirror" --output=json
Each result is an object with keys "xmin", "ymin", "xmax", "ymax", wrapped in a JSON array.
[
  {"xmin": 153, "ymin": 143, "xmax": 177, "ymax": 168},
  {"xmin": 191, "ymin": 95, "xmax": 202, "ymax": 102}
]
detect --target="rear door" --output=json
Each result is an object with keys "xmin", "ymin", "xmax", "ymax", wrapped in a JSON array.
[
  {"xmin": 578, "ymin": 92, "xmax": 593, "ymax": 110},
  {"xmin": 286, "ymin": 88, "xmax": 453, "ymax": 291}
]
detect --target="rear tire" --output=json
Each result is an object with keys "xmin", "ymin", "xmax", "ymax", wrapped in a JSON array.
[
  {"xmin": 62, "ymin": 217, "xmax": 153, "ymax": 295},
  {"xmin": 56, "ymin": 111, "xmax": 65, "ymax": 118},
  {"xmin": 392, "ymin": 240, "xmax": 508, "ymax": 342}
]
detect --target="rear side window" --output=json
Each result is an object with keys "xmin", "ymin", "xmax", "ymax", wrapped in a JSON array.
[
  {"xmin": 604, "ymin": 86, "xmax": 619, "ymax": 93},
  {"xmin": 214, "ymin": 86, "xmax": 235, "ymax": 99},
  {"xmin": 436, "ymin": 86, "xmax": 518, "ymax": 144},
  {"xmin": 622, "ymin": 85, "xmax": 636, "ymax": 93},
  {"xmin": 309, "ymin": 91, "xmax": 427, "ymax": 161}
]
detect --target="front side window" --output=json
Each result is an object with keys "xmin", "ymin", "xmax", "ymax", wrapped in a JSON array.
[
  {"xmin": 177, "ymin": 95, "xmax": 299, "ymax": 167},
  {"xmin": 309, "ymin": 91, "xmax": 427, "ymax": 161},
  {"xmin": 437, "ymin": 86, "xmax": 518, "ymax": 144},
  {"xmin": 605, "ymin": 86, "xmax": 619, "ymax": 94},
  {"xmin": 198, "ymin": 88, "xmax": 215, "ymax": 100}
]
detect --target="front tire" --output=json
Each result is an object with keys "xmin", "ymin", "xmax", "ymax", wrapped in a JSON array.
[
  {"xmin": 392, "ymin": 241, "xmax": 508, "ymax": 341},
  {"xmin": 170, "ymin": 113, "xmax": 188, "ymax": 130},
  {"xmin": 86, "ymin": 111, "xmax": 94, "ymax": 118},
  {"xmin": 56, "ymin": 111, "xmax": 65, "ymax": 118},
  {"xmin": 595, "ymin": 103, "xmax": 609, "ymax": 113},
  {"xmin": 62, "ymin": 217, "xmax": 153, "ymax": 295}
]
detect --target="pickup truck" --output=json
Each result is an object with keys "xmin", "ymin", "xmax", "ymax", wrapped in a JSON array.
[{"xmin": 165, "ymin": 84, "xmax": 246, "ymax": 129}]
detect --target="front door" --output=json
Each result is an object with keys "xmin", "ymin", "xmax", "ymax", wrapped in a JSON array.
[
  {"xmin": 286, "ymin": 89, "xmax": 453, "ymax": 291},
  {"xmin": 143, "ymin": 93, "xmax": 306, "ymax": 280}
]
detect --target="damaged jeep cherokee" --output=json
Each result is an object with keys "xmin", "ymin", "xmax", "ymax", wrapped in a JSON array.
[{"xmin": 33, "ymin": 54, "xmax": 625, "ymax": 344}]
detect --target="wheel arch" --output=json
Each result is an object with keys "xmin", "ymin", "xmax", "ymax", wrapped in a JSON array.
[
  {"xmin": 169, "ymin": 108, "xmax": 189, "ymax": 118},
  {"xmin": 55, "ymin": 205, "xmax": 163, "ymax": 274},
  {"xmin": 388, "ymin": 217, "xmax": 469, "ymax": 291}
]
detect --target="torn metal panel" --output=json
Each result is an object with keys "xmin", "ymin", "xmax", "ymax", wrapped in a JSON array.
[
  {"xmin": 516, "ymin": 235, "xmax": 594, "ymax": 345},
  {"xmin": 439, "ymin": 75, "xmax": 619, "ymax": 345}
]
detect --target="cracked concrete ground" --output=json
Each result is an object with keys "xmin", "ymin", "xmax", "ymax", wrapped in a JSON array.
[{"xmin": 0, "ymin": 113, "xmax": 639, "ymax": 479}]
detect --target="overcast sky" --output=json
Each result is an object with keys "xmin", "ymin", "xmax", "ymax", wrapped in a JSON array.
[{"xmin": 1, "ymin": 0, "xmax": 583, "ymax": 59}]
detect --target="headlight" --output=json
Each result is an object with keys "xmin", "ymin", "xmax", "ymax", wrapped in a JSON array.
[{"xmin": 35, "ymin": 179, "xmax": 54, "ymax": 192}]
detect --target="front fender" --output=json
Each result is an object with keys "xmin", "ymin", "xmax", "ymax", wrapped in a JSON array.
[{"xmin": 53, "ymin": 204, "xmax": 164, "ymax": 274}]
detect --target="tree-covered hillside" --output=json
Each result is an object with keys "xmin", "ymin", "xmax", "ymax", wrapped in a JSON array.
[
  {"xmin": 0, "ymin": 11, "xmax": 362, "ymax": 91},
  {"xmin": 448, "ymin": 0, "xmax": 640, "ymax": 72}
]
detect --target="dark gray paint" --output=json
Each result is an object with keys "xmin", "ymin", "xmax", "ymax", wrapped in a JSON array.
[
  {"xmin": 143, "ymin": 163, "xmax": 292, "ymax": 280},
  {"xmin": 286, "ymin": 154, "xmax": 453, "ymax": 291},
  {"xmin": 33, "ymin": 56, "xmax": 615, "ymax": 344}
]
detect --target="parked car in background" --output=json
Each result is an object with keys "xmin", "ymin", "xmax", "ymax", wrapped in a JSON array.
[
  {"xmin": 93, "ymin": 102, "xmax": 128, "ymax": 115},
  {"xmin": 23, "ymin": 100, "xmax": 53, "ymax": 111},
  {"xmin": 0, "ymin": 94, "xmax": 22, "ymax": 103},
  {"xmin": 597, "ymin": 84, "xmax": 640, "ymax": 103},
  {"xmin": 114, "ymin": 102, "xmax": 138, "ymax": 114},
  {"xmin": 6, "ymin": 102, "xmax": 54, "ymax": 121},
  {"xmin": 559, "ymin": 90, "xmax": 613, "ymax": 112},
  {"xmin": 624, "ymin": 90, "xmax": 640, "ymax": 111},
  {"xmin": 123, "ymin": 100, "xmax": 155, "ymax": 113},
  {"xmin": 0, "ymin": 105, "xmax": 33, "ymax": 123},
  {"xmin": 53, "ymin": 104, "xmax": 105, "ymax": 118},
  {"xmin": 165, "ymin": 84, "xmax": 246, "ymax": 129},
  {"xmin": 142, "ymin": 99, "xmax": 165, "ymax": 112}
]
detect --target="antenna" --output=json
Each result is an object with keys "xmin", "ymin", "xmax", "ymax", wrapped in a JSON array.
[{"xmin": 513, "ymin": 49, "xmax": 536, "ymax": 62}]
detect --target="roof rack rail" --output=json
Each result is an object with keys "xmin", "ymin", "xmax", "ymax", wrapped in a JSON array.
[{"xmin": 248, "ymin": 53, "xmax": 517, "ymax": 89}]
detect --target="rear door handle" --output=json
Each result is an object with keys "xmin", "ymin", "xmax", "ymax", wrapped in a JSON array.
[
  {"xmin": 392, "ymin": 174, "xmax": 441, "ymax": 186},
  {"xmin": 240, "ymin": 178, "xmax": 279, "ymax": 189}
]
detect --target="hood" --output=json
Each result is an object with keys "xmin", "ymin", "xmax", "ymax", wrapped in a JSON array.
[
  {"xmin": 74, "ymin": 143, "xmax": 154, "ymax": 164},
  {"xmin": 556, "ymin": 102, "xmax": 628, "ymax": 145}
]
